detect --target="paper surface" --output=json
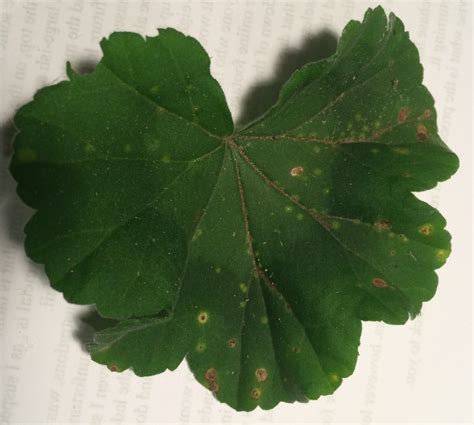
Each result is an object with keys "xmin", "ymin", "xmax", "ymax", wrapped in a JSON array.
[{"xmin": 0, "ymin": 1, "xmax": 472, "ymax": 424}]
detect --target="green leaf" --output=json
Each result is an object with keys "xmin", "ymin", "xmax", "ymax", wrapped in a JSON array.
[{"xmin": 9, "ymin": 7, "xmax": 458, "ymax": 411}]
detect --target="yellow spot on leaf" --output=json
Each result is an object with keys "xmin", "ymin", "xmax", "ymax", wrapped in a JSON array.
[
  {"xmin": 328, "ymin": 372, "xmax": 341, "ymax": 384},
  {"xmin": 436, "ymin": 249, "xmax": 449, "ymax": 262},
  {"xmin": 17, "ymin": 148, "xmax": 37, "ymax": 163},
  {"xmin": 250, "ymin": 387, "xmax": 261, "ymax": 400},
  {"xmin": 196, "ymin": 341, "xmax": 206, "ymax": 352},
  {"xmin": 239, "ymin": 283, "xmax": 248, "ymax": 293},
  {"xmin": 393, "ymin": 146, "xmax": 410, "ymax": 155},
  {"xmin": 85, "ymin": 143, "xmax": 95, "ymax": 153},
  {"xmin": 197, "ymin": 311, "xmax": 208, "ymax": 324},
  {"xmin": 313, "ymin": 167, "xmax": 322, "ymax": 176},
  {"xmin": 399, "ymin": 234, "xmax": 409, "ymax": 242}
]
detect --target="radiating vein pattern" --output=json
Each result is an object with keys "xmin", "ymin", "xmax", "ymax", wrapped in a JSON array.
[{"xmin": 10, "ymin": 7, "xmax": 458, "ymax": 412}]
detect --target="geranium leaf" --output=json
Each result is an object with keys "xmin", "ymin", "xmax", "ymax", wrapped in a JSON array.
[{"xmin": 9, "ymin": 7, "xmax": 458, "ymax": 411}]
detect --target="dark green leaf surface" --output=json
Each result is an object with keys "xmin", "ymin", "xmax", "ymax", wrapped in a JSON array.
[{"xmin": 10, "ymin": 7, "xmax": 458, "ymax": 411}]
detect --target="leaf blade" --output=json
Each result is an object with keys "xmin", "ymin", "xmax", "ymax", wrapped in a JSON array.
[{"xmin": 10, "ymin": 6, "xmax": 459, "ymax": 412}]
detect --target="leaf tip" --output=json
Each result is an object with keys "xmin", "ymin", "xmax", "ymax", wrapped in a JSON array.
[
  {"xmin": 66, "ymin": 61, "xmax": 76, "ymax": 80},
  {"xmin": 156, "ymin": 27, "xmax": 187, "ymax": 41}
]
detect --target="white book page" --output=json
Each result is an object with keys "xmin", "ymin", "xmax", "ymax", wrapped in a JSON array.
[{"xmin": 0, "ymin": 1, "xmax": 472, "ymax": 424}]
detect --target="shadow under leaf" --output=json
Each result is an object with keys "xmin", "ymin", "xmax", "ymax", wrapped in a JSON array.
[
  {"xmin": 236, "ymin": 29, "xmax": 338, "ymax": 128},
  {"xmin": 73, "ymin": 306, "xmax": 120, "ymax": 353}
]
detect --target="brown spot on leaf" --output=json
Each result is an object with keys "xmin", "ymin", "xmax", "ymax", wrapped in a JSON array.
[
  {"xmin": 205, "ymin": 368, "xmax": 217, "ymax": 382},
  {"xmin": 291, "ymin": 346, "xmax": 301, "ymax": 353},
  {"xmin": 372, "ymin": 278, "xmax": 390, "ymax": 288},
  {"xmin": 398, "ymin": 107, "xmax": 409, "ymax": 122},
  {"xmin": 374, "ymin": 219, "xmax": 391, "ymax": 231},
  {"xmin": 255, "ymin": 368, "xmax": 268, "ymax": 382},
  {"xmin": 204, "ymin": 367, "xmax": 220, "ymax": 393},
  {"xmin": 416, "ymin": 123, "xmax": 428, "ymax": 140},
  {"xmin": 422, "ymin": 109, "xmax": 431, "ymax": 119},
  {"xmin": 419, "ymin": 223, "xmax": 433, "ymax": 235},
  {"xmin": 210, "ymin": 382, "xmax": 219, "ymax": 393},
  {"xmin": 107, "ymin": 364, "xmax": 119, "ymax": 372},
  {"xmin": 290, "ymin": 166, "xmax": 304, "ymax": 177},
  {"xmin": 227, "ymin": 338, "xmax": 237, "ymax": 348},
  {"xmin": 250, "ymin": 388, "xmax": 261, "ymax": 400}
]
